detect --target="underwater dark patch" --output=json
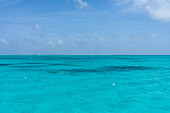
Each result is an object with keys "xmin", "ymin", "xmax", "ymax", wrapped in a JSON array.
[
  {"xmin": 59, "ymin": 69, "xmax": 102, "ymax": 73},
  {"xmin": 128, "ymin": 60, "xmax": 148, "ymax": 62},
  {"xmin": 113, "ymin": 58, "xmax": 138, "ymax": 60},
  {"xmin": 12, "ymin": 65, "xmax": 47, "ymax": 68},
  {"xmin": 0, "ymin": 64, "xmax": 12, "ymax": 66},
  {"xmin": 31, "ymin": 57, "xmax": 84, "ymax": 60},
  {"xmin": 100, "ymin": 66, "xmax": 155, "ymax": 72},
  {"xmin": 0, "ymin": 58, "xmax": 28, "ymax": 60},
  {"xmin": 48, "ymin": 71, "xmax": 58, "ymax": 74},
  {"xmin": 50, "ymin": 63, "xmax": 79, "ymax": 67},
  {"xmin": 59, "ymin": 66, "xmax": 155, "ymax": 74},
  {"xmin": 21, "ymin": 63, "xmax": 46, "ymax": 65},
  {"xmin": 112, "ymin": 57, "xmax": 150, "ymax": 62}
]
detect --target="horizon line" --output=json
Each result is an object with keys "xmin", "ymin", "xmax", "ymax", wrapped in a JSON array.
[{"xmin": 0, "ymin": 54, "xmax": 170, "ymax": 56}]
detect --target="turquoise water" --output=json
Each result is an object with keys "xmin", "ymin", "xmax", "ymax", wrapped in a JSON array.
[{"xmin": 0, "ymin": 55, "xmax": 169, "ymax": 113}]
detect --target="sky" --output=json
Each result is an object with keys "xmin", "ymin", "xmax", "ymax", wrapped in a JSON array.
[{"xmin": 0, "ymin": 0, "xmax": 170, "ymax": 55}]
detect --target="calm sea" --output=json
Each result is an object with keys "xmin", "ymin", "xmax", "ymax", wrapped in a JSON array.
[{"xmin": 0, "ymin": 55, "xmax": 169, "ymax": 113}]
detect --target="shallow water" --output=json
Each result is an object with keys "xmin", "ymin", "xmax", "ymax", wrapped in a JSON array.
[{"xmin": 0, "ymin": 55, "xmax": 169, "ymax": 113}]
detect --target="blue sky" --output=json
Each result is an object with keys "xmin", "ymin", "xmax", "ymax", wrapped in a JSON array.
[{"xmin": 0, "ymin": 0, "xmax": 170, "ymax": 55}]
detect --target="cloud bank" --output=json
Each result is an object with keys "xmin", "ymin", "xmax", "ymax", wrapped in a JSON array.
[
  {"xmin": 117, "ymin": 0, "xmax": 170, "ymax": 22},
  {"xmin": 35, "ymin": 24, "xmax": 41, "ymax": 30},
  {"xmin": 0, "ymin": 38, "xmax": 8, "ymax": 45},
  {"xmin": 73, "ymin": 0, "xmax": 88, "ymax": 9}
]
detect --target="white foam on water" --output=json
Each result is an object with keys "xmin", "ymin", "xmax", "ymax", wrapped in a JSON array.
[
  {"xmin": 113, "ymin": 83, "xmax": 115, "ymax": 86},
  {"xmin": 24, "ymin": 77, "xmax": 28, "ymax": 79},
  {"xmin": 9, "ymin": 85, "xmax": 12, "ymax": 88}
]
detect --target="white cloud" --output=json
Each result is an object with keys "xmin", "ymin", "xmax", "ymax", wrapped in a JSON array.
[
  {"xmin": 152, "ymin": 33, "xmax": 159, "ymax": 38},
  {"xmin": 48, "ymin": 40, "xmax": 55, "ymax": 46},
  {"xmin": 73, "ymin": 0, "xmax": 88, "ymax": 9},
  {"xmin": 35, "ymin": 24, "xmax": 41, "ymax": 30},
  {"xmin": 116, "ymin": 0, "xmax": 170, "ymax": 22},
  {"xmin": 0, "ymin": 0, "xmax": 24, "ymax": 8},
  {"xmin": 57, "ymin": 40, "xmax": 63, "ymax": 45},
  {"xmin": 116, "ymin": 0, "xmax": 131, "ymax": 6},
  {"xmin": 77, "ymin": 39, "xmax": 82, "ymax": 42},
  {"xmin": 48, "ymin": 40, "xmax": 63, "ymax": 46},
  {"xmin": 0, "ymin": 38, "xmax": 8, "ymax": 45}
]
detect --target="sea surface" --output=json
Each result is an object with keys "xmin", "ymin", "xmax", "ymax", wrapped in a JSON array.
[{"xmin": 0, "ymin": 55, "xmax": 169, "ymax": 113}]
